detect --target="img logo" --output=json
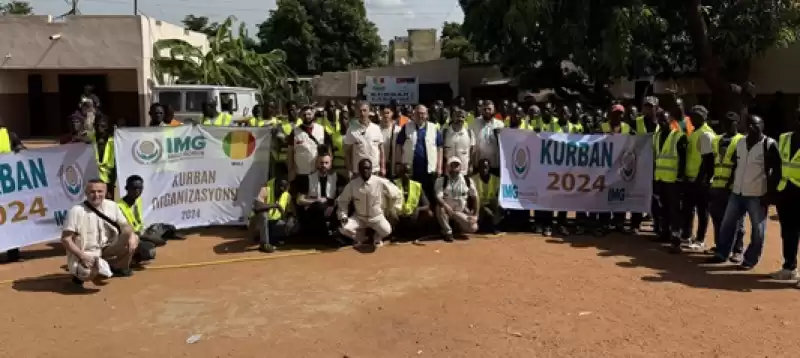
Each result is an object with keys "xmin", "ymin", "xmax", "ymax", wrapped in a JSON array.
[
  {"xmin": 619, "ymin": 150, "xmax": 637, "ymax": 182},
  {"xmin": 132, "ymin": 139, "xmax": 164, "ymax": 165},
  {"xmin": 511, "ymin": 144, "xmax": 531, "ymax": 180},
  {"xmin": 59, "ymin": 163, "xmax": 84, "ymax": 201}
]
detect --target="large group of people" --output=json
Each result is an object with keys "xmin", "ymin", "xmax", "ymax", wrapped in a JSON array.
[{"xmin": 3, "ymin": 87, "xmax": 800, "ymax": 291}]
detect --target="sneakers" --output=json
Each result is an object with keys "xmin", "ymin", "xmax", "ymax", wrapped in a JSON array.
[
  {"xmin": 769, "ymin": 269, "xmax": 799, "ymax": 281},
  {"xmin": 374, "ymin": 239, "xmax": 384, "ymax": 248},
  {"xmin": 728, "ymin": 253, "xmax": 744, "ymax": 264},
  {"xmin": 686, "ymin": 241, "xmax": 706, "ymax": 252},
  {"xmin": 556, "ymin": 225, "xmax": 570, "ymax": 236},
  {"xmin": 542, "ymin": 226, "xmax": 553, "ymax": 237},
  {"xmin": 258, "ymin": 244, "xmax": 276, "ymax": 253},
  {"xmin": 443, "ymin": 233, "xmax": 455, "ymax": 243}
]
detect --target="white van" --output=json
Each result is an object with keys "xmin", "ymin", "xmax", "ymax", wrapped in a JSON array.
[{"xmin": 151, "ymin": 85, "xmax": 260, "ymax": 123}]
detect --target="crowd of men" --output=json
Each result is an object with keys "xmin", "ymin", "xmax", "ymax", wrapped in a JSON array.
[{"xmin": 3, "ymin": 88, "xmax": 800, "ymax": 291}]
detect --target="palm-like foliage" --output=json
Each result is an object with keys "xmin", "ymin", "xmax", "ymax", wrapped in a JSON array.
[{"xmin": 152, "ymin": 16, "xmax": 296, "ymax": 101}]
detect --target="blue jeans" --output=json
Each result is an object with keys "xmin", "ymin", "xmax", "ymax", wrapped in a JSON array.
[{"xmin": 715, "ymin": 194, "xmax": 767, "ymax": 266}]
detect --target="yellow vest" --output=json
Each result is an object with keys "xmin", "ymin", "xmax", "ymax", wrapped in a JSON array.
[
  {"xmin": 471, "ymin": 174, "xmax": 499, "ymax": 203},
  {"xmin": 601, "ymin": 122, "xmax": 632, "ymax": 134},
  {"xmin": 319, "ymin": 111, "xmax": 340, "ymax": 135},
  {"xmin": 571, "ymin": 122, "xmax": 584, "ymax": 133},
  {"xmin": 248, "ymin": 117, "xmax": 265, "ymax": 127},
  {"xmin": 777, "ymin": 132, "xmax": 800, "ymax": 191},
  {"xmin": 117, "ymin": 197, "xmax": 143, "ymax": 233},
  {"xmin": 541, "ymin": 121, "xmax": 578, "ymax": 133},
  {"xmin": 331, "ymin": 130, "xmax": 345, "ymax": 172},
  {"xmin": 634, "ymin": 116, "xmax": 652, "ymax": 134},
  {"xmin": 93, "ymin": 136, "xmax": 115, "ymax": 183},
  {"xmin": 685, "ymin": 123, "xmax": 715, "ymax": 179},
  {"xmin": 203, "ymin": 112, "xmax": 233, "ymax": 126},
  {"xmin": 711, "ymin": 134, "xmax": 744, "ymax": 189},
  {"xmin": 654, "ymin": 129, "xmax": 684, "ymax": 183},
  {"xmin": 504, "ymin": 118, "xmax": 532, "ymax": 130},
  {"xmin": 272, "ymin": 120, "xmax": 294, "ymax": 163},
  {"xmin": 0, "ymin": 128, "xmax": 11, "ymax": 153},
  {"xmin": 394, "ymin": 179, "xmax": 422, "ymax": 216},
  {"xmin": 264, "ymin": 178, "xmax": 291, "ymax": 220}
]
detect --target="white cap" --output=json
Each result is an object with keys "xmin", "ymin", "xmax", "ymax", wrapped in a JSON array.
[{"xmin": 447, "ymin": 156, "xmax": 462, "ymax": 165}]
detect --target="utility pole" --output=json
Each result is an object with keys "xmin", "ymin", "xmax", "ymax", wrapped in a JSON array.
[
  {"xmin": 134, "ymin": 0, "xmax": 138, "ymax": 15},
  {"xmin": 69, "ymin": 0, "xmax": 79, "ymax": 15}
]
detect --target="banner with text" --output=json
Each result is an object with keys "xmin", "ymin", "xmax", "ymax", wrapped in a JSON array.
[
  {"xmin": 114, "ymin": 126, "xmax": 272, "ymax": 229},
  {"xmin": 0, "ymin": 144, "xmax": 98, "ymax": 252},
  {"xmin": 499, "ymin": 130, "xmax": 653, "ymax": 212}
]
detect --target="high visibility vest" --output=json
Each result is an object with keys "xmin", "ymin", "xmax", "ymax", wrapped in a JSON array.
[
  {"xmin": 319, "ymin": 111, "xmax": 340, "ymax": 134},
  {"xmin": 203, "ymin": 112, "xmax": 232, "ymax": 126},
  {"xmin": 331, "ymin": 130, "xmax": 346, "ymax": 173},
  {"xmin": 601, "ymin": 122, "xmax": 632, "ymax": 134},
  {"xmin": 93, "ymin": 136, "xmax": 115, "ymax": 183},
  {"xmin": 465, "ymin": 113, "xmax": 475, "ymax": 126},
  {"xmin": 272, "ymin": 120, "xmax": 294, "ymax": 163},
  {"xmin": 471, "ymin": 174, "xmax": 499, "ymax": 203},
  {"xmin": 117, "ymin": 197, "xmax": 143, "ymax": 233},
  {"xmin": 0, "ymin": 128, "xmax": 11, "ymax": 153},
  {"xmin": 570, "ymin": 122, "xmax": 584, "ymax": 133},
  {"xmin": 685, "ymin": 123, "xmax": 715, "ymax": 180},
  {"xmin": 541, "ymin": 121, "xmax": 578, "ymax": 133},
  {"xmin": 529, "ymin": 116, "xmax": 543, "ymax": 131},
  {"xmin": 247, "ymin": 117, "xmax": 267, "ymax": 127},
  {"xmin": 777, "ymin": 132, "xmax": 800, "ymax": 191},
  {"xmin": 263, "ymin": 178, "xmax": 290, "ymax": 220},
  {"xmin": 634, "ymin": 116, "xmax": 653, "ymax": 134},
  {"xmin": 654, "ymin": 129, "xmax": 684, "ymax": 183},
  {"xmin": 504, "ymin": 118, "xmax": 531, "ymax": 130},
  {"xmin": 394, "ymin": 178, "xmax": 422, "ymax": 216},
  {"xmin": 711, "ymin": 134, "xmax": 744, "ymax": 189}
]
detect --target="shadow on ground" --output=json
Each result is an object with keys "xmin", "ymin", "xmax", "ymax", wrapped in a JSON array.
[
  {"xmin": 2, "ymin": 243, "xmax": 65, "ymax": 265},
  {"xmin": 545, "ymin": 232, "xmax": 789, "ymax": 292},
  {"xmin": 11, "ymin": 273, "xmax": 101, "ymax": 295}
]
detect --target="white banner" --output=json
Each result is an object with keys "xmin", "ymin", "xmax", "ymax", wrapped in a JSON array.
[
  {"xmin": 114, "ymin": 126, "xmax": 272, "ymax": 229},
  {"xmin": 0, "ymin": 144, "xmax": 98, "ymax": 252},
  {"xmin": 499, "ymin": 130, "xmax": 653, "ymax": 212},
  {"xmin": 363, "ymin": 76, "xmax": 419, "ymax": 104}
]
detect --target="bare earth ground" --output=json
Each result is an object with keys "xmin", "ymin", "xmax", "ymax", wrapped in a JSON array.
[{"xmin": 1, "ymin": 217, "xmax": 799, "ymax": 358}]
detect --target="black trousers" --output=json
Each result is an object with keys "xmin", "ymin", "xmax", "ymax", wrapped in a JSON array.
[
  {"xmin": 653, "ymin": 181, "xmax": 681, "ymax": 246},
  {"xmin": 297, "ymin": 201, "xmax": 339, "ymax": 242},
  {"xmin": 413, "ymin": 172, "xmax": 438, "ymax": 209},
  {"xmin": 534, "ymin": 211, "xmax": 568, "ymax": 226},
  {"xmin": 777, "ymin": 185, "xmax": 800, "ymax": 270},
  {"xmin": 681, "ymin": 182, "xmax": 710, "ymax": 242}
]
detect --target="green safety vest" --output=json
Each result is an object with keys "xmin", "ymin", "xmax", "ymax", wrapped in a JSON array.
[
  {"xmin": 0, "ymin": 128, "xmax": 11, "ymax": 153},
  {"xmin": 331, "ymin": 130, "xmax": 346, "ymax": 173},
  {"xmin": 504, "ymin": 118, "xmax": 532, "ymax": 130},
  {"xmin": 93, "ymin": 136, "xmax": 115, "ymax": 183},
  {"xmin": 601, "ymin": 122, "xmax": 632, "ymax": 134},
  {"xmin": 685, "ymin": 123, "xmax": 715, "ymax": 180},
  {"xmin": 203, "ymin": 112, "xmax": 233, "ymax": 126},
  {"xmin": 394, "ymin": 179, "xmax": 422, "ymax": 216},
  {"xmin": 654, "ymin": 129, "xmax": 684, "ymax": 183},
  {"xmin": 711, "ymin": 134, "xmax": 743, "ymax": 189},
  {"xmin": 635, "ymin": 116, "xmax": 653, "ymax": 134},
  {"xmin": 264, "ymin": 178, "xmax": 290, "ymax": 220},
  {"xmin": 471, "ymin": 174, "xmax": 499, "ymax": 203},
  {"xmin": 541, "ymin": 121, "xmax": 579, "ymax": 133},
  {"xmin": 272, "ymin": 120, "xmax": 294, "ymax": 163},
  {"xmin": 117, "ymin": 197, "xmax": 143, "ymax": 233},
  {"xmin": 777, "ymin": 132, "xmax": 800, "ymax": 191}
]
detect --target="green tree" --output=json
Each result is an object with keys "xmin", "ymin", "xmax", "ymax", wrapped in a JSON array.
[
  {"xmin": 257, "ymin": 0, "xmax": 383, "ymax": 75},
  {"xmin": 181, "ymin": 15, "xmax": 220, "ymax": 37},
  {"xmin": 153, "ymin": 17, "xmax": 295, "ymax": 101},
  {"xmin": 1, "ymin": 1, "xmax": 33, "ymax": 15},
  {"xmin": 440, "ymin": 22, "xmax": 478, "ymax": 62}
]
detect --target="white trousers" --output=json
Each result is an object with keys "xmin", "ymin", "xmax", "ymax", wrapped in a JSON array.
[{"xmin": 340, "ymin": 215, "xmax": 392, "ymax": 243}]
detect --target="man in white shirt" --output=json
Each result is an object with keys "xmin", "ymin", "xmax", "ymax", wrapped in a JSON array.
[
  {"xmin": 338, "ymin": 158, "xmax": 402, "ymax": 248},
  {"xmin": 471, "ymin": 100, "xmax": 505, "ymax": 175},
  {"xmin": 379, "ymin": 106, "xmax": 401, "ymax": 178},
  {"xmin": 707, "ymin": 115, "xmax": 780, "ymax": 269},
  {"xmin": 61, "ymin": 179, "xmax": 139, "ymax": 288},
  {"xmin": 442, "ymin": 109, "xmax": 475, "ymax": 174},
  {"xmin": 345, "ymin": 101, "xmax": 385, "ymax": 177},
  {"xmin": 288, "ymin": 105, "xmax": 332, "ymax": 185},
  {"xmin": 434, "ymin": 157, "xmax": 479, "ymax": 242}
]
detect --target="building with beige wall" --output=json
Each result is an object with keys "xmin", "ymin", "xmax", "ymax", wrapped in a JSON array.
[
  {"xmin": 388, "ymin": 29, "xmax": 441, "ymax": 65},
  {"xmin": 0, "ymin": 15, "xmax": 207, "ymax": 138}
]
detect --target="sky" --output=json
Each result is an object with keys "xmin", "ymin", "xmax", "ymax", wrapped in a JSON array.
[{"xmin": 27, "ymin": 0, "xmax": 465, "ymax": 42}]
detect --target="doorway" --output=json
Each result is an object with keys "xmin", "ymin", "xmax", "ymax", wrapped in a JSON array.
[
  {"xmin": 27, "ymin": 74, "xmax": 45, "ymax": 137},
  {"xmin": 58, "ymin": 74, "xmax": 108, "ymax": 134}
]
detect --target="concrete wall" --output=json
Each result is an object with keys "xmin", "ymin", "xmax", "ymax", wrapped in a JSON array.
[
  {"xmin": 407, "ymin": 29, "xmax": 440, "ymax": 63},
  {"xmin": 313, "ymin": 58, "xmax": 460, "ymax": 102}
]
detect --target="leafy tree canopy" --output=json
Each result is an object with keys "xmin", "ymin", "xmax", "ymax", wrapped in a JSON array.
[
  {"xmin": 1, "ymin": 1, "xmax": 33, "ymax": 15},
  {"xmin": 257, "ymin": 0, "xmax": 383, "ymax": 75},
  {"xmin": 440, "ymin": 21, "xmax": 479, "ymax": 63}
]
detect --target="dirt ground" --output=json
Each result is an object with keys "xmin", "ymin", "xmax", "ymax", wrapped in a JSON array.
[{"xmin": 1, "ymin": 217, "xmax": 799, "ymax": 358}]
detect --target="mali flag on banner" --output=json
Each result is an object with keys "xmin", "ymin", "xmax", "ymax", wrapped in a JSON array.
[{"xmin": 223, "ymin": 131, "xmax": 257, "ymax": 160}]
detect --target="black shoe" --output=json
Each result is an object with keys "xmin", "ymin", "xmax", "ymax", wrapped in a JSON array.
[
  {"xmin": 738, "ymin": 263, "xmax": 755, "ymax": 271},
  {"xmin": 111, "ymin": 268, "xmax": 133, "ymax": 277},
  {"xmin": 443, "ymin": 234, "xmax": 454, "ymax": 242},
  {"xmin": 668, "ymin": 245, "xmax": 683, "ymax": 254},
  {"xmin": 6, "ymin": 248, "xmax": 20, "ymax": 262},
  {"xmin": 71, "ymin": 276, "xmax": 84, "ymax": 287},
  {"xmin": 491, "ymin": 229, "xmax": 501, "ymax": 235},
  {"xmin": 258, "ymin": 244, "xmax": 276, "ymax": 253}
]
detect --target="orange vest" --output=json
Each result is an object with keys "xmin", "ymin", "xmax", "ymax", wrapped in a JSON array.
[{"xmin": 670, "ymin": 116, "xmax": 694, "ymax": 135}]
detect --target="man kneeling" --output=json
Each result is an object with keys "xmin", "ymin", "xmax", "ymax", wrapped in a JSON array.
[
  {"xmin": 338, "ymin": 159, "xmax": 401, "ymax": 248},
  {"xmin": 389, "ymin": 163, "xmax": 433, "ymax": 240},
  {"xmin": 435, "ymin": 157, "xmax": 479, "ymax": 242},
  {"xmin": 61, "ymin": 179, "xmax": 139, "ymax": 287}
]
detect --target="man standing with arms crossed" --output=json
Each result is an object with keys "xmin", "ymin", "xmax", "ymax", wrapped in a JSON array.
[
  {"xmin": 344, "ymin": 101, "xmax": 385, "ymax": 177},
  {"xmin": 396, "ymin": 105, "xmax": 443, "ymax": 204}
]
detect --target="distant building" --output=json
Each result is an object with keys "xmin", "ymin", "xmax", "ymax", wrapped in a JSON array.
[
  {"xmin": 0, "ymin": 15, "xmax": 207, "ymax": 137},
  {"xmin": 388, "ymin": 29, "xmax": 441, "ymax": 65}
]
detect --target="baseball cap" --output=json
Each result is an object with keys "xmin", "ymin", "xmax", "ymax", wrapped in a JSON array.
[
  {"xmin": 611, "ymin": 104, "xmax": 625, "ymax": 113},
  {"xmin": 447, "ymin": 156, "xmax": 462, "ymax": 166},
  {"xmin": 644, "ymin": 96, "xmax": 659, "ymax": 106}
]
